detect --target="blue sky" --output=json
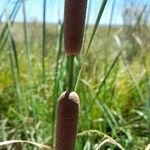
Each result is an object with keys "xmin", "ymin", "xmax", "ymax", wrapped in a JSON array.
[{"xmin": 0, "ymin": 0, "xmax": 149, "ymax": 25}]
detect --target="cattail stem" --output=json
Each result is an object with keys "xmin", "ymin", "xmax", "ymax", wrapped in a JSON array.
[
  {"xmin": 55, "ymin": 91, "xmax": 79, "ymax": 150},
  {"xmin": 68, "ymin": 55, "xmax": 74, "ymax": 91}
]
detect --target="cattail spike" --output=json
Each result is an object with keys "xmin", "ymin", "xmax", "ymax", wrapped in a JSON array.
[
  {"xmin": 55, "ymin": 91, "xmax": 80, "ymax": 150},
  {"xmin": 64, "ymin": 0, "xmax": 87, "ymax": 56}
]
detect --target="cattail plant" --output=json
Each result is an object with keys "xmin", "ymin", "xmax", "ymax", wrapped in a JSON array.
[
  {"xmin": 64, "ymin": 0, "xmax": 87, "ymax": 92},
  {"xmin": 55, "ymin": 91, "xmax": 79, "ymax": 150},
  {"xmin": 55, "ymin": 0, "xmax": 87, "ymax": 149}
]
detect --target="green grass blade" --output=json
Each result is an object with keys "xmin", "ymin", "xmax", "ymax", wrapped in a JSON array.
[
  {"xmin": 0, "ymin": 1, "xmax": 20, "ymax": 42},
  {"xmin": 5, "ymin": 10, "xmax": 30, "ymax": 140},
  {"xmin": 87, "ymin": 50, "xmax": 122, "ymax": 112},
  {"xmin": 5, "ymin": 19, "xmax": 21, "ymax": 80},
  {"xmin": 103, "ymin": 0, "xmax": 116, "ymax": 101},
  {"xmin": 86, "ymin": 0, "xmax": 108, "ymax": 55},
  {"xmin": 96, "ymin": 100, "xmax": 114, "ymax": 132},
  {"xmin": 8, "ymin": 40, "xmax": 20, "ymax": 110},
  {"xmin": 0, "ymin": 2, "xmax": 21, "ymax": 53},
  {"xmin": 6, "ymin": 13, "xmax": 21, "ymax": 102},
  {"xmin": 51, "ymin": 22, "xmax": 64, "ymax": 146},
  {"xmin": 116, "ymin": 39, "xmax": 145, "ymax": 102},
  {"xmin": 104, "ymin": 0, "xmax": 116, "ymax": 72},
  {"xmin": 0, "ymin": 0, "xmax": 11, "ymax": 23},
  {"xmin": 42, "ymin": 0, "xmax": 47, "ymax": 91},
  {"xmin": 82, "ymin": 0, "xmax": 92, "ymax": 50},
  {"xmin": 75, "ymin": 0, "xmax": 108, "ymax": 91},
  {"xmin": 22, "ymin": 0, "xmax": 37, "ymax": 141}
]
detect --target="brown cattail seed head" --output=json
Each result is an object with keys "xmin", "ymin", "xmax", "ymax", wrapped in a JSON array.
[
  {"xmin": 55, "ymin": 91, "xmax": 80, "ymax": 150},
  {"xmin": 64, "ymin": 0, "xmax": 87, "ymax": 56}
]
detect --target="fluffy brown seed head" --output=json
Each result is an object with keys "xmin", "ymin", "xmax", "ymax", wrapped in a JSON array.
[
  {"xmin": 55, "ymin": 91, "xmax": 80, "ymax": 150},
  {"xmin": 64, "ymin": 0, "xmax": 87, "ymax": 56}
]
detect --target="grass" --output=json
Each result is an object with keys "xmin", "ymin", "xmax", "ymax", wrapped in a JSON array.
[{"xmin": 0, "ymin": 0, "xmax": 150, "ymax": 149}]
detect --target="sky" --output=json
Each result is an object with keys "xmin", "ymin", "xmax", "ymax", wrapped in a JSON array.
[{"xmin": 0, "ymin": 0, "xmax": 149, "ymax": 25}]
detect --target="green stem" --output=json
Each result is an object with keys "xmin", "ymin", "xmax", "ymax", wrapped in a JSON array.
[{"xmin": 68, "ymin": 55, "xmax": 74, "ymax": 91}]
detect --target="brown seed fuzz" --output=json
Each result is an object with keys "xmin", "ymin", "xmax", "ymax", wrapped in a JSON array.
[
  {"xmin": 64, "ymin": 0, "xmax": 87, "ymax": 55},
  {"xmin": 55, "ymin": 91, "xmax": 79, "ymax": 150}
]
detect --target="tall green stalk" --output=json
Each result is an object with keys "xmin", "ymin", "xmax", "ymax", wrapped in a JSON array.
[
  {"xmin": 68, "ymin": 56, "xmax": 74, "ymax": 91},
  {"xmin": 0, "ymin": 1, "xmax": 21, "ymax": 53},
  {"xmin": 51, "ymin": 22, "xmax": 64, "ymax": 146},
  {"xmin": 104, "ymin": 0, "xmax": 116, "ymax": 100},
  {"xmin": 87, "ymin": 50, "xmax": 122, "ymax": 112},
  {"xmin": 75, "ymin": 0, "xmax": 108, "ymax": 91},
  {"xmin": 42, "ymin": 0, "xmax": 47, "ymax": 92},
  {"xmin": 22, "ymin": 0, "xmax": 37, "ymax": 141}
]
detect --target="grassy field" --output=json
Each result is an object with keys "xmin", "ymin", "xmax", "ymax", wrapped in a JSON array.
[{"xmin": 0, "ymin": 1, "xmax": 150, "ymax": 150}]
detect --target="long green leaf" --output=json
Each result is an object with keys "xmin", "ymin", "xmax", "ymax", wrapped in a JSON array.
[
  {"xmin": 22, "ymin": 0, "xmax": 37, "ymax": 141},
  {"xmin": 75, "ymin": 0, "xmax": 108, "ymax": 91},
  {"xmin": 42, "ymin": 0, "xmax": 47, "ymax": 90},
  {"xmin": 0, "ymin": 1, "xmax": 21, "ymax": 53},
  {"xmin": 51, "ymin": 22, "xmax": 64, "ymax": 146}
]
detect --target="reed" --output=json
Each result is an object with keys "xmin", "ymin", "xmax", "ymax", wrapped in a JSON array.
[
  {"xmin": 55, "ymin": 1, "xmax": 87, "ymax": 148},
  {"xmin": 1, "ymin": 0, "xmax": 149, "ymax": 149}
]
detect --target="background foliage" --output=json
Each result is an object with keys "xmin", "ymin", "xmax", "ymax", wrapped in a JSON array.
[{"xmin": 0, "ymin": 0, "xmax": 150, "ymax": 149}]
